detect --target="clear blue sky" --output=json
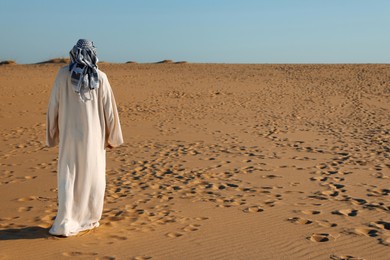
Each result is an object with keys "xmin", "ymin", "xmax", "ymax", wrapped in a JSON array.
[{"xmin": 1, "ymin": 0, "xmax": 389, "ymax": 64}]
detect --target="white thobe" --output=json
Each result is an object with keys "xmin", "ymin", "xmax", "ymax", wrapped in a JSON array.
[{"xmin": 46, "ymin": 66, "xmax": 123, "ymax": 236}]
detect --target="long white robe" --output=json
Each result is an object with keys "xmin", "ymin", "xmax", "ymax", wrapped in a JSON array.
[{"xmin": 46, "ymin": 66, "xmax": 123, "ymax": 236}]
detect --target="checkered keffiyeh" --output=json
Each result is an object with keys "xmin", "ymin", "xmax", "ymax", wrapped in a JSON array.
[{"xmin": 69, "ymin": 39, "xmax": 99, "ymax": 102}]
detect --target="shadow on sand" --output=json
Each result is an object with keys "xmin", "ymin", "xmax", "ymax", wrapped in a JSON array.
[{"xmin": 0, "ymin": 226, "xmax": 53, "ymax": 240}]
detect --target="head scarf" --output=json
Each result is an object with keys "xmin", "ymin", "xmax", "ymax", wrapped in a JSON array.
[{"xmin": 69, "ymin": 39, "xmax": 99, "ymax": 102}]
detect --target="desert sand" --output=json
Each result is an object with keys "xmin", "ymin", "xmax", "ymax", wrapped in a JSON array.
[{"xmin": 0, "ymin": 62, "xmax": 389, "ymax": 259}]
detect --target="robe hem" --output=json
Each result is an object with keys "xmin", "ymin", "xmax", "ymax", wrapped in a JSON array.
[{"xmin": 48, "ymin": 221, "xmax": 100, "ymax": 237}]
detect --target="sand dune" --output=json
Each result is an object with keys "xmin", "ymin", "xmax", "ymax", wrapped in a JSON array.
[
  {"xmin": 0, "ymin": 63, "xmax": 389, "ymax": 259},
  {"xmin": 0, "ymin": 60, "xmax": 16, "ymax": 65}
]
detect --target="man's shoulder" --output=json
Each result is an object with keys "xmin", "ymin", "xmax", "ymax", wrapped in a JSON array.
[
  {"xmin": 97, "ymin": 68, "xmax": 107, "ymax": 79},
  {"xmin": 59, "ymin": 65, "xmax": 70, "ymax": 72},
  {"xmin": 56, "ymin": 65, "xmax": 70, "ymax": 77}
]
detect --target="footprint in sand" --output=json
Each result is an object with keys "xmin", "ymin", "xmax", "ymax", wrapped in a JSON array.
[
  {"xmin": 350, "ymin": 198, "xmax": 367, "ymax": 206},
  {"xmin": 18, "ymin": 206, "xmax": 33, "ymax": 212},
  {"xmin": 301, "ymin": 210, "xmax": 321, "ymax": 215},
  {"xmin": 370, "ymin": 221, "xmax": 390, "ymax": 230},
  {"xmin": 62, "ymin": 252, "xmax": 98, "ymax": 257},
  {"xmin": 15, "ymin": 176, "xmax": 37, "ymax": 181},
  {"xmin": 16, "ymin": 196, "xmax": 37, "ymax": 202},
  {"xmin": 320, "ymin": 190, "xmax": 339, "ymax": 197},
  {"xmin": 264, "ymin": 200, "xmax": 278, "ymax": 207},
  {"xmin": 165, "ymin": 232, "xmax": 183, "ymax": 238},
  {"xmin": 330, "ymin": 254, "xmax": 365, "ymax": 260},
  {"xmin": 331, "ymin": 209, "xmax": 358, "ymax": 217},
  {"xmin": 34, "ymin": 214, "xmax": 56, "ymax": 225},
  {"xmin": 329, "ymin": 183, "xmax": 345, "ymax": 190},
  {"xmin": 109, "ymin": 235, "xmax": 128, "ymax": 240},
  {"xmin": 310, "ymin": 176, "xmax": 328, "ymax": 182},
  {"xmin": 194, "ymin": 217, "xmax": 209, "ymax": 221},
  {"xmin": 16, "ymin": 196, "xmax": 51, "ymax": 202},
  {"xmin": 367, "ymin": 188, "xmax": 390, "ymax": 197},
  {"xmin": 100, "ymin": 256, "xmax": 117, "ymax": 260},
  {"xmin": 308, "ymin": 233, "xmax": 333, "ymax": 242},
  {"xmin": 182, "ymin": 224, "xmax": 201, "ymax": 232},
  {"xmin": 287, "ymin": 217, "xmax": 313, "ymax": 225},
  {"xmin": 131, "ymin": 256, "xmax": 152, "ymax": 260},
  {"xmin": 353, "ymin": 228, "xmax": 379, "ymax": 237},
  {"xmin": 316, "ymin": 220, "xmax": 337, "ymax": 228},
  {"xmin": 242, "ymin": 206, "xmax": 264, "ymax": 213},
  {"xmin": 261, "ymin": 174, "xmax": 282, "ymax": 179}
]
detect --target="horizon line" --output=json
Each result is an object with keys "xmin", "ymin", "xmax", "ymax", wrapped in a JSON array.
[{"xmin": 1, "ymin": 58, "xmax": 389, "ymax": 66}]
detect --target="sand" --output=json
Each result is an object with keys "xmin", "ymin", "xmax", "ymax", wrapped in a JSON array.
[{"xmin": 0, "ymin": 63, "xmax": 389, "ymax": 259}]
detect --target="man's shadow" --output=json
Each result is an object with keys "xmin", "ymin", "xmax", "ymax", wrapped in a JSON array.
[{"xmin": 0, "ymin": 226, "xmax": 52, "ymax": 240}]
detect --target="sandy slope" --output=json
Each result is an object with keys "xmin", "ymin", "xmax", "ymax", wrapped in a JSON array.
[{"xmin": 0, "ymin": 63, "xmax": 389, "ymax": 259}]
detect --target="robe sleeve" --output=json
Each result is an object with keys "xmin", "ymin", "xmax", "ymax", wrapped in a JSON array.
[
  {"xmin": 103, "ymin": 73, "xmax": 124, "ymax": 148},
  {"xmin": 46, "ymin": 70, "xmax": 61, "ymax": 147}
]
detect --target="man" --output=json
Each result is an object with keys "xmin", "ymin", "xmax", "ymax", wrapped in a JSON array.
[{"xmin": 46, "ymin": 39, "xmax": 123, "ymax": 236}]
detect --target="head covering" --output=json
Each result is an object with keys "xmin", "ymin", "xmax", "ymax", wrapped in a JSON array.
[{"xmin": 69, "ymin": 39, "xmax": 99, "ymax": 102}]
